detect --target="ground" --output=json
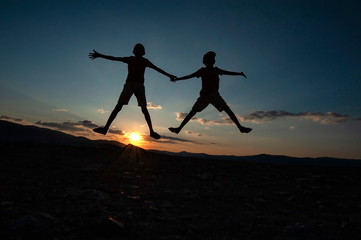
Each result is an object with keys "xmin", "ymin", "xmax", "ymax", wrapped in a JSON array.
[{"xmin": 1, "ymin": 142, "xmax": 360, "ymax": 240}]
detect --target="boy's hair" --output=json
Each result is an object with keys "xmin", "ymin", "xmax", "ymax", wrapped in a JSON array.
[
  {"xmin": 203, "ymin": 51, "xmax": 216, "ymax": 65},
  {"xmin": 133, "ymin": 43, "xmax": 145, "ymax": 56}
]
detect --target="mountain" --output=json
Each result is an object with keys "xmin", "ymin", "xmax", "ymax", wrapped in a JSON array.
[
  {"xmin": 0, "ymin": 120, "xmax": 124, "ymax": 148},
  {"xmin": 1, "ymin": 119, "xmax": 359, "ymax": 166},
  {"xmin": 149, "ymin": 150, "xmax": 361, "ymax": 167}
]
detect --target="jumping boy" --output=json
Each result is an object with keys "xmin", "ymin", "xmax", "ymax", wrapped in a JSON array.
[
  {"xmin": 89, "ymin": 43, "xmax": 176, "ymax": 139},
  {"xmin": 169, "ymin": 51, "xmax": 252, "ymax": 134}
]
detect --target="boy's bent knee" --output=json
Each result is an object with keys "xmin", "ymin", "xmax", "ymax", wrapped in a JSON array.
[
  {"xmin": 223, "ymin": 106, "xmax": 232, "ymax": 112},
  {"xmin": 190, "ymin": 109, "xmax": 198, "ymax": 114},
  {"xmin": 114, "ymin": 104, "xmax": 123, "ymax": 112},
  {"xmin": 140, "ymin": 106, "xmax": 148, "ymax": 113}
]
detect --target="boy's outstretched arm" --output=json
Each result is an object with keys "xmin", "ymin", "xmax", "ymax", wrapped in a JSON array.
[
  {"xmin": 148, "ymin": 63, "xmax": 177, "ymax": 80},
  {"xmin": 89, "ymin": 49, "xmax": 125, "ymax": 62},
  {"xmin": 219, "ymin": 69, "xmax": 247, "ymax": 79},
  {"xmin": 174, "ymin": 72, "xmax": 198, "ymax": 81}
]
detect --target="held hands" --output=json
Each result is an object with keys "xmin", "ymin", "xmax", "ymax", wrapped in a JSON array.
[
  {"xmin": 89, "ymin": 49, "xmax": 100, "ymax": 60},
  {"xmin": 170, "ymin": 75, "xmax": 177, "ymax": 83},
  {"xmin": 241, "ymin": 72, "xmax": 247, "ymax": 79}
]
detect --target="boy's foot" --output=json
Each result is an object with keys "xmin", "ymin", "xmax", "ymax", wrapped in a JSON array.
[
  {"xmin": 239, "ymin": 126, "xmax": 252, "ymax": 133},
  {"xmin": 93, "ymin": 127, "xmax": 108, "ymax": 135},
  {"xmin": 150, "ymin": 132, "xmax": 161, "ymax": 140},
  {"xmin": 168, "ymin": 127, "xmax": 180, "ymax": 134}
]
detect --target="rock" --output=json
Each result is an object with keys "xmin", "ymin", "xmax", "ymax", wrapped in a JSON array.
[
  {"xmin": 10, "ymin": 215, "xmax": 39, "ymax": 231},
  {"xmin": 65, "ymin": 188, "xmax": 110, "ymax": 201},
  {"xmin": 97, "ymin": 217, "xmax": 125, "ymax": 236},
  {"xmin": 281, "ymin": 221, "xmax": 316, "ymax": 240},
  {"xmin": 108, "ymin": 217, "xmax": 124, "ymax": 229},
  {"xmin": 197, "ymin": 172, "xmax": 213, "ymax": 180}
]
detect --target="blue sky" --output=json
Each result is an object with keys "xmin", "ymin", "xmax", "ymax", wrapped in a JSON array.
[{"xmin": 1, "ymin": 0, "xmax": 360, "ymax": 159}]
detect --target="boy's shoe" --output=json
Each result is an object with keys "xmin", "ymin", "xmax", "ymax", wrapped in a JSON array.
[
  {"xmin": 168, "ymin": 127, "xmax": 180, "ymax": 134},
  {"xmin": 150, "ymin": 132, "xmax": 161, "ymax": 140},
  {"xmin": 239, "ymin": 127, "xmax": 252, "ymax": 133},
  {"xmin": 93, "ymin": 127, "xmax": 108, "ymax": 135}
]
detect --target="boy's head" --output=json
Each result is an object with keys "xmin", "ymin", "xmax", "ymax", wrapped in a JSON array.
[
  {"xmin": 133, "ymin": 43, "xmax": 145, "ymax": 57},
  {"xmin": 203, "ymin": 51, "xmax": 216, "ymax": 66}
]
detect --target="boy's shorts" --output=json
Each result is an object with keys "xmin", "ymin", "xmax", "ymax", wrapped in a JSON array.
[
  {"xmin": 117, "ymin": 83, "xmax": 146, "ymax": 107},
  {"xmin": 192, "ymin": 92, "xmax": 229, "ymax": 112}
]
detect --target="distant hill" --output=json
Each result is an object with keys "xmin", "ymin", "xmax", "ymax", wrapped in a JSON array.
[
  {"xmin": 1, "ymin": 119, "xmax": 360, "ymax": 166},
  {"xmin": 149, "ymin": 150, "xmax": 361, "ymax": 167},
  {"xmin": 0, "ymin": 120, "xmax": 124, "ymax": 148}
]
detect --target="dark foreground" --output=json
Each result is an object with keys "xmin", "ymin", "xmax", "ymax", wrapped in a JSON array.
[{"xmin": 1, "ymin": 142, "xmax": 360, "ymax": 240}]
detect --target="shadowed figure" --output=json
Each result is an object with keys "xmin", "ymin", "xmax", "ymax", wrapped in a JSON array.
[
  {"xmin": 169, "ymin": 51, "xmax": 252, "ymax": 134},
  {"xmin": 89, "ymin": 43, "xmax": 176, "ymax": 139}
]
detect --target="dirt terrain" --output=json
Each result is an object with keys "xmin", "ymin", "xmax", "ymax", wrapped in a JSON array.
[{"xmin": 1, "ymin": 141, "xmax": 360, "ymax": 240}]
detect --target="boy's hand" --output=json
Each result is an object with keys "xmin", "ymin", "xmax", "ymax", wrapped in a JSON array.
[
  {"xmin": 241, "ymin": 72, "xmax": 247, "ymax": 79},
  {"xmin": 170, "ymin": 75, "xmax": 177, "ymax": 82},
  {"xmin": 89, "ymin": 49, "xmax": 100, "ymax": 60}
]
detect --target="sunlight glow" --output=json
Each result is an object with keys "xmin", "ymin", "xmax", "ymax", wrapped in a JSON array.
[{"xmin": 129, "ymin": 132, "xmax": 141, "ymax": 143}]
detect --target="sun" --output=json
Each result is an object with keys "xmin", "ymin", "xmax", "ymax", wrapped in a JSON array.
[{"xmin": 129, "ymin": 132, "xmax": 141, "ymax": 142}]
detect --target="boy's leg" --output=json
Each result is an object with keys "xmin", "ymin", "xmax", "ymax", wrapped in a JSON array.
[
  {"xmin": 223, "ymin": 106, "xmax": 252, "ymax": 133},
  {"xmin": 141, "ymin": 106, "xmax": 161, "ymax": 139},
  {"xmin": 93, "ymin": 104, "xmax": 123, "ymax": 135},
  {"xmin": 169, "ymin": 109, "xmax": 198, "ymax": 134},
  {"xmin": 94, "ymin": 84, "xmax": 133, "ymax": 135}
]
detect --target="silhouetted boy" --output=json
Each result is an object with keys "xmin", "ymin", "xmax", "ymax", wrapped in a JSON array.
[
  {"xmin": 89, "ymin": 43, "xmax": 176, "ymax": 139},
  {"xmin": 169, "ymin": 51, "xmax": 252, "ymax": 134}
]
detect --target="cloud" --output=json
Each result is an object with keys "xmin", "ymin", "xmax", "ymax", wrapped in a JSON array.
[
  {"xmin": 35, "ymin": 119, "xmax": 128, "ymax": 137},
  {"xmin": 108, "ymin": 129, "xmax": 125, "ymax": 136},
  {"xmin": 36, "ymin": 120, "xmax": 98, "ymax": 133},
  {"xmin": 176, "ymin": 112, "xmax": 233, "ymax": 126},
  {"xmin": 143, "ymin": 134, "xmax": 198, "ymax": 144},
  {"xmin": 52, "ymin": 108, "xmax": 68, "ymax": 112},
  {"xmin": 0, "ymin": 115, "xmax": 24, "ymax": 122},
  {"xmin": 77, "ymin": 120, "xmax": 99, "ymax": 129},
  {"xmin": 161, "ymin": 135, "xmax": 195, "ymax": 143},
  {"xmin": 147, "ymin": 102, "xmax": 162, "ymax": 110},
  {"xmin": 97, "ymin": 109, "xmax": 108, "ymax": 114},
  {"xmin": 185, "ymin": 131, "xmax": 203, "ymax": 137},
  {"xmin": 240, "ymin": 110, "xmax": 352, "ymax": 125},
  {"xmin": 176, "ymin": 110, "xmax": 360, "ymax": 126}
]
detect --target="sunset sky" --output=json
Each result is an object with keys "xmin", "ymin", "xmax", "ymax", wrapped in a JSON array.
[{"xmin": 1, "ymin": 0, "xmax": 360, "ymax": 159}]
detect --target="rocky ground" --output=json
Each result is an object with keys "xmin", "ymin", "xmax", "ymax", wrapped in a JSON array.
[{"xmin": 1, "ymin": 142, "xmax": 361, "ymax": 240}]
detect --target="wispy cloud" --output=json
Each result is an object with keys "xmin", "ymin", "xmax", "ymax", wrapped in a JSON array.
[
  {"xmin": 52, "ymin": 108, "xmax": 68, "ymax": 112},
  {"xmin": 143, "ymin": 134, "xmax": 198, "ymax": 144},
  {"xmin": 108, "ymin": 129, "xmax": 125, "ymax": 136},
  {"xmin": 35, "ymin": 120, "xmax": 125, "ymax": 137},
  {"xmin": 0, "ymin": 115, "xmax": 24, "ymax": 122},
  {"xmin": 185, "ymin": 130, "xmax": 203, "ymax": 137},
  {"xmin": 36, "ymin": 120, "xmax": 98, "ymax": 133},
  {"xmin": 97, "ymin": 108, "xmax": 108, "ymax": 114},
  {"xmin": 240, "ymin": 110, "xmax": 355, "ymax": 125},
  {"xmin": 176, "ymin": 112, "xmax": 233, "ymax": 126},
  {"xmin": 176, "ymin": 110, "xmax": 361, "ymax": 126},
  {"xmin": 147, "ymin": 102, "xmax": 162, "ymax": 110}
]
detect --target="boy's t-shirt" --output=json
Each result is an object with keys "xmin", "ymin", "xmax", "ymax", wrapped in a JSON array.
[
  {"xmin": 195, "ymin": 67, "xmax": 226, "ymax": 95},
  {"xmin": 122, "ymin": 56, "xmax": 153, "ymax": 86}
]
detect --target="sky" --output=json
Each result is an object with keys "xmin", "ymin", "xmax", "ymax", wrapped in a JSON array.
[{"xmin": 1, "ymin": 0, "xmax": 360, "ymax": 159}]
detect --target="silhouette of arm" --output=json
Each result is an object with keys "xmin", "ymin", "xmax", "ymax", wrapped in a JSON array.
[
  {"xmin": 219, "ymin": 68, "xmax": 247, "ymax": 79},
  {"xmin": 148, "ymin": 62, "xmax": 177, "ymax": 80},
  {"xmin": 89, "ymin": 49, "xmax": 126, "ymax": 62},
  {"xmin": 174, "ymin": 72, "xmax": 199, "ymax": 81}
]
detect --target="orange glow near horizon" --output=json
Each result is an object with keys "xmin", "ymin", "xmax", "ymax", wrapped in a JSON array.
[
  {"xmin": 129, "ymin": 132, "xmax": 141, "ymax": 142},
  {"xmin": 128, "ymin": 132, "xmax": 143, "ymax": 146}
]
